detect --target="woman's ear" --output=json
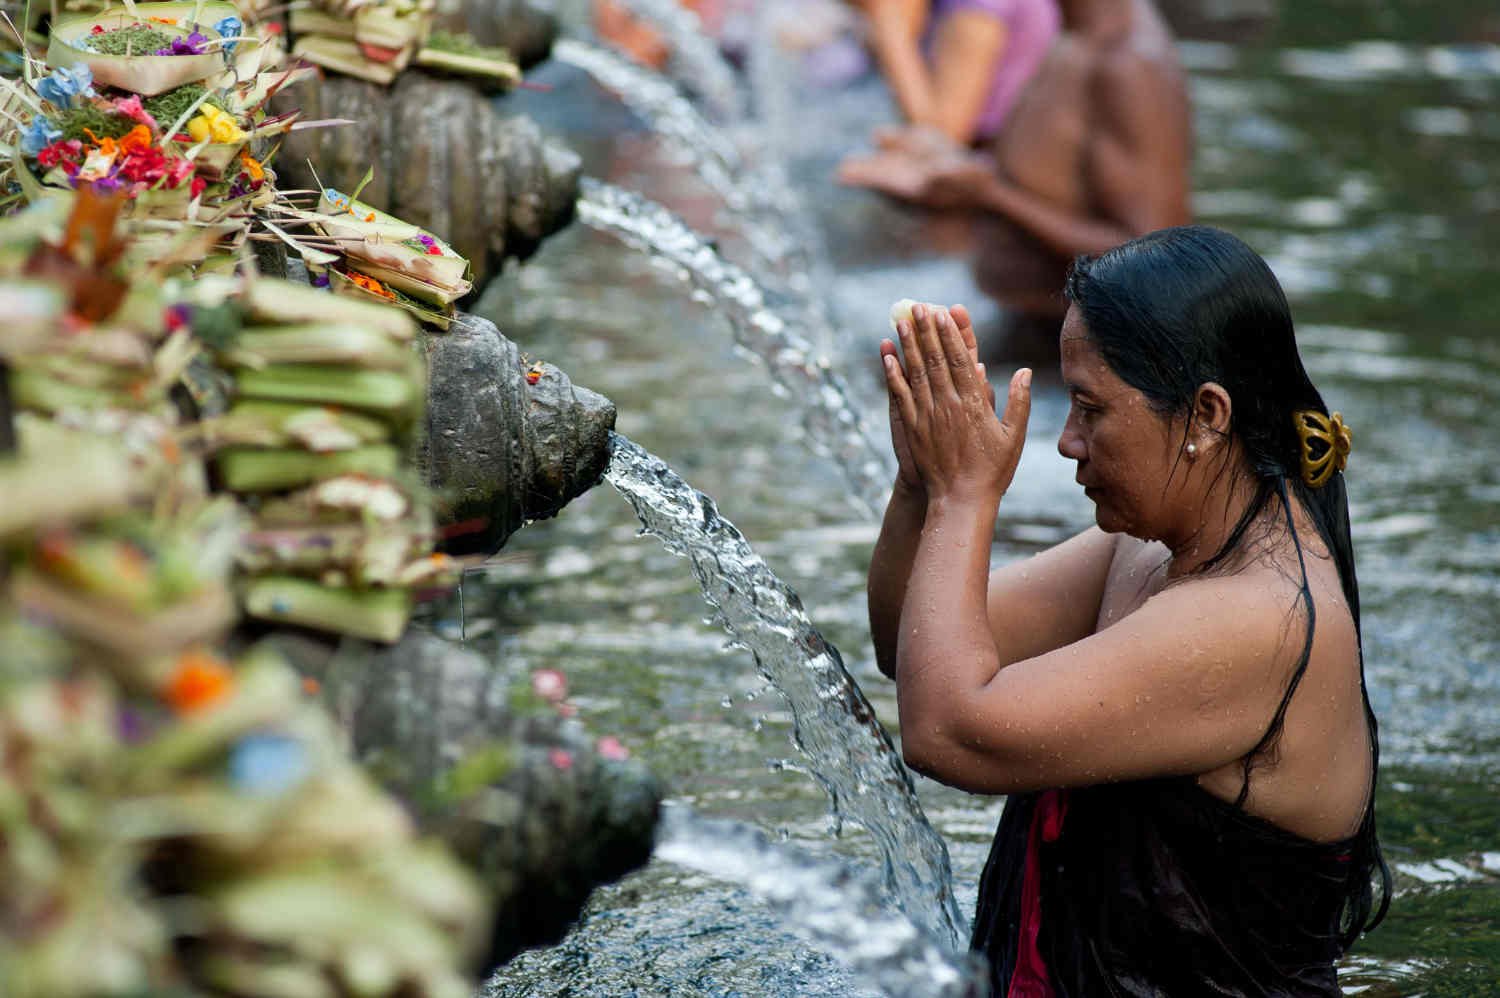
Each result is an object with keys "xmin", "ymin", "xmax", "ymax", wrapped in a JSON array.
[{"xmin": 1193, "ymin": 382, "xmax": 1233, "ymax": 439}]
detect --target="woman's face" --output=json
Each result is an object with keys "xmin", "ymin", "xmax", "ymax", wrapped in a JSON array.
[{"xmin": 1056, "ymin": 307, "xmax": 1189, "ymax": 540}]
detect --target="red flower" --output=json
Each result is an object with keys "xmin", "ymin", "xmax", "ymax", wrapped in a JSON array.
[
  {"xmin": 166, "ymin": 158, "xmax": 195, "ymax": 188},
  {"xmin": 36, "ymin": 139, "xmax": 82, "ymax": 169},
  {"xmin": 118, "ymin": 147, "xmax": 168, "ymax": 184},
  {"xmin": 190, "ymin": 176, "xmax": 207, "ymax": 199}
]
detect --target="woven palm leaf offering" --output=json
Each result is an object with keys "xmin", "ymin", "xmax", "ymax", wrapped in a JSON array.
[
  {"xmin": 0, "ymin": 494, "xmax": 489, "ymax": 996},
  {"xmin": 185, "ymin": 275, "xmax": 463, "ymax": 643},
  {"xmin": 0, "ymin": 190, "xmax": 213, "ymax": 510},
  {"xmin": 3, "ymin": 3, "xmax": 308, "ymax": 270},
  {"xmin": 262, "ymin": 172, "xmax": 474, "ymax": 329},
  {"xmin": 289, "ymin": 0, "xmax": 521, "ymax": 88},
  {"xmin": 290, "ymin": 0, "xmax": 436, "ymax": 85}
]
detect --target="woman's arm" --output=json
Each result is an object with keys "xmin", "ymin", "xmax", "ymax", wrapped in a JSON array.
[
  {"xmin": 899, "ymin": 566, "xmax": 1296, "ymax": 795},
  {"xmin": 869, "ymin": 481, "xmax": 926, "ymax": 680},
  {"xmin": 865, "ymin": 6, "xmax": 1007, "ymax": 145}
]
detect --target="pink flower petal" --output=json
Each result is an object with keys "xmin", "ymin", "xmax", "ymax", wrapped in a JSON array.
[
  {"xmin": 548, "ymin": 748, "xmax": 574, "ymax": 771},
  {"xmin": 596, "ymin": 736, "xmax": 630, "ymax": 761},
  {"xmin": 531, "ymin": 668, "xmax": 567, "ymax": 703}
]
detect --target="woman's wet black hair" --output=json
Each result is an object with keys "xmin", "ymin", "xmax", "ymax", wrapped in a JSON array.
[{"xmin": 1063, "ymin": 224, "xmax": 1389, "ymax": 947}]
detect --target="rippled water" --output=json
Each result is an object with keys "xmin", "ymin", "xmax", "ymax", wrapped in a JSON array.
[
  {"xmin": 468, "ymin": 2, "xmax": 1500, "ymax": 993},
  {"xmin": 653, "ymin": 805, "xmax": 986, "ymax": 998}
]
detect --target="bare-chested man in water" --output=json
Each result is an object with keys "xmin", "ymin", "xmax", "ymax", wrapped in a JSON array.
[{"xmin": 839, "ymin": 0, "xmax": 1191, "ymax": 322}]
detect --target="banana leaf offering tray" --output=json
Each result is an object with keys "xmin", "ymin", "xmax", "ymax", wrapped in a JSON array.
[
  {"xmin": 189, "ymin": 275, "xmax": 462, "ymax": 642},
  {"xmin": 262, "ymin": 176, "xmax": 474, "ymax": 329},
  {"xmin": 5, "ymin": 2, "xmax": 305, "ymax": 268},
  {"xmin": 289, "ymin": 0, "xmax": 521, "ymax": 87},
  {"xmin": 0, "ymin": 476, "xmax": 488, "ymax": 996}
]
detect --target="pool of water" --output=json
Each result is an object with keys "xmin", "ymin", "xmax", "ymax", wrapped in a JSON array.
[{"xmin": 453, "ymin": 2, "xmax": 1499, "ymax": 993}]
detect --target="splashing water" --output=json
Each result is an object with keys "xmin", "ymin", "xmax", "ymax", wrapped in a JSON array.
[
  {"xmin": 552, "ymin": 39, "xmax": 848, "ymax": 365},
  {"xmin": 552, "ymin": 39, "xmax": 793, "ymax": 272},
  {"xmin": 606, "ymin": 433, "xmax": 968, "ymax": 950},
  {"xmin": 613, "ymin": 0, "xmax": 747, "ymax": 122},
  {"xmin": 579, "ymin": 180, "xmax": 893, "ymax": 514},
  {"xmin": 657, "ymin": 805, "xmax": 989, "ymax": 998}
]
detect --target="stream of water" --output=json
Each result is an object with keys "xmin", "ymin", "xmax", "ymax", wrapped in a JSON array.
[
  {"xmin": 603, "ymin": 432, "xmax": 965, "ymax": 950},
  {"xmin": 575, "ymin": 179, "xmax": 893, "ymax": 514},
  {"xmin": 654, "ymin": 805, "xmax": 987, "ymax": 998}
]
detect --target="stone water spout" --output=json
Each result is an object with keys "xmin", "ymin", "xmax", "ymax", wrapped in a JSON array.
[
  {"xmin": 273, "ymin": 75, "xmax": 582, "ymax": 288},
  {"xmin": 419, "ymin": 312, "xmax": 617, "ymax": 556},
  {"xmin": 259, "ymin": 629, "xmax": 662, "ymax": 967}
]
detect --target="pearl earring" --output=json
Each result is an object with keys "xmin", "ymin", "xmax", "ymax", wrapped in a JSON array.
[{"xmin": 1186, "ymin": 442, "xmax": 1198, "ymax": 458}]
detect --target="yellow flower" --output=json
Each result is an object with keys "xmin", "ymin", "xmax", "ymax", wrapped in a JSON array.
[{"xmin": 186, "ymin": 105, "xmax": 246, "ymax": 145}]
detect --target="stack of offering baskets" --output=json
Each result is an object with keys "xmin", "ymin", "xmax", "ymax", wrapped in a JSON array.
[
  {"xmin": 0, "ymin": 190, "xmax": 209, "ymax": 521},
  {"xmin": 288, "ymin": 0, "xmax": 522, "ymax": 87},
  {"xmin": 266, "ymin": 177, "xmax": 474, "ymax": 328},
  {"xmin": 198, "ymin": 276, "xmax": 461, "ymax": 642},
  {"xmin": 290, "ymin": 0, "xmax": 436, "ymax": 84},
  {"xmin": 0, "ymin": 197, "xmax": 490, "ymax": 996},
  {"xmin": 4, "ymin": 1, "xmax": 305, "ymax": 270}
]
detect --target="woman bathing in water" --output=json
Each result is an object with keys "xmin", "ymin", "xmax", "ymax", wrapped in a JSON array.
[{"xmin": 869, "ymin": 226, "xmax": 1388, "ymax": 994}]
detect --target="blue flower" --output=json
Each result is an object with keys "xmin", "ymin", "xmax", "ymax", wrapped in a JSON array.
[
  {"xmin": 35, "ymin": 65, "xmax": 95, "ymax": 109},
  {"xmin": 229, "ymin": 733, "xmax": 310, "ymax": 796},
  {"xmin": 20, "ymin": 117, "xmax": 62, "ymax": 157},
  {"xmin": 214, "ymin": 16, "xmax": 242, "ymax": 56}
]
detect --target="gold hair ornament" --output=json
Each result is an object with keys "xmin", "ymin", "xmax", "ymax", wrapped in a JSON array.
[{"xmin": 1294, "ymin": 410, "xmax": 1352, "ymax": 488}]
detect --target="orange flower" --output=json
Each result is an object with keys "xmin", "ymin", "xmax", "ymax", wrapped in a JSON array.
[
  {"xmin": 119, "ymin": 125, "xmax": 152, "ymax": 155},
  {"xmin": 238, "ymin": 151, "xmax": 264, "ymax": 182},
  {"xmin": 148, "ymin": 16, "xmax": 178, "ymax": 24},
  {"xmin": 348, "ymin": 272, "xmax": 394, "ymax": 300},
  {"xmin": 165, "ymin": 650, "xmax": 235, "ymax": 714},
  {"xmin": 114, "ymin": 542, "xmax": 149, "ymax": 584},
  {"xmin": 83, "ymin": 128, "xmax": 117, "ymax": 157}
]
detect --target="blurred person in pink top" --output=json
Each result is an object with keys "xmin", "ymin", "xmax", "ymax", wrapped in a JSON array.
[
  {"xmin": 841, "ymin": 0, "xmax": 1191, "ymax": 325},
  {"xmin": 847, "ymin": 0, "xmax": 1061, "ymax": 148}
]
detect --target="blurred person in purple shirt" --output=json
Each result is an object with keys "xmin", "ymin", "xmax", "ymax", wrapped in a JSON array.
[
  {"xmin": 845, "ymin": 0, "xmax": 1061, "ymax": 148},
  {"xmin": 841, "ymin": 0, "xmax": 1191, "ymax": 326}
]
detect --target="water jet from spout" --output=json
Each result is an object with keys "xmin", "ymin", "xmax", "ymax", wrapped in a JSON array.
[
  {"xmin": 579, "ymin": 182, "xmax": 893, "ymax": 514},
  {"xmin": 605, "ymin": 432, "xmax": 966, "ymax": 949}
]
